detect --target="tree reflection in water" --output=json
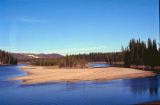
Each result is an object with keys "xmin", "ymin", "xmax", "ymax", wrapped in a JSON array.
[
  {"xmin": 125, "ymin": 76, "xmax": 159, "ymax": 97},
  {"xmin": 149, "ymin": 76, "xmax": 159, "ymax": 97}
]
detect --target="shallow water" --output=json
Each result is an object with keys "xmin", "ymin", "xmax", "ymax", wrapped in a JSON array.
[
  {"xmin": 0, "ymin": 64, "xmax": 160, "ymax": 105},
  {"xmin": 88, "ymin": 62, "xmax": 111, "ymax": 68}
]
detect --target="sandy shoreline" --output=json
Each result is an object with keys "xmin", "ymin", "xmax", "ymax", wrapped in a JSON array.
[{"xmin": 11, "ymin": 65, "xmax": 155, "ymax": 84}]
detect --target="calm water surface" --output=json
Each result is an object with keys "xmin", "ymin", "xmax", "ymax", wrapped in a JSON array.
[
  {"xmin": 88, "ymin": 62, "xmax": 111, "ymax": 68},
  {"xmin": 0, "ymin": 64, "xmax": 160, "ymax": 105}
]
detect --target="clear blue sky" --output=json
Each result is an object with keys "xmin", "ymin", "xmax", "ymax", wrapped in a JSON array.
[{"xmin": 0, "ymin": 0, "xmax": 159, "ymax": 55}]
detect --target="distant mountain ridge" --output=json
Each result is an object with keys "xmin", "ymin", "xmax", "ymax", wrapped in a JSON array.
[{"xmin": 12, "ymin": 53, "xmax": 63, "ymax": 60}]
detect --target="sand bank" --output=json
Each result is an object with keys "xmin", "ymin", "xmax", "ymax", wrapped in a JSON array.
[{"xmin": 12, "ymin": 66, "xmax": 155, "ymax": 84}]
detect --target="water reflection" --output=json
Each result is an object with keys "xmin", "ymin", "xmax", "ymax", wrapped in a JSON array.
[
  {"xmin": 65, "ymin": 82, "xmax": 86, "ymax": 91},
  {"xmin": 125, "ymin": 76, "xmax": 159, "ymax": 97},
  {"xmin": 149, "ymin": 76, "xmax": 159, "ymax": 97}
]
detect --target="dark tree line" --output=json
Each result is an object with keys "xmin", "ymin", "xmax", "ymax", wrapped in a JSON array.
[
  {"xmin": 31, "ymin": 56, "xmax": 87, "ymax": 68},
  {"xmin": 0, "ymin": 50, "xmax": 17, "ymax": 65},
  {"xmin": 68, "ymin": 52, "xmax": 123, "ymax": 63},
  {"xmin": 123, "ymin": 38, "xmax": 160, "ymax": 68},
  {"xmin": 31, "ymin": 52, "xmax": 124, "ymax": 68}
]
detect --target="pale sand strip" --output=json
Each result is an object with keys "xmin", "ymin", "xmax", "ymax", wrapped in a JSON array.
[{"xmin": 11, "ymin": 66, "xmax": 155, "ymax": 84}]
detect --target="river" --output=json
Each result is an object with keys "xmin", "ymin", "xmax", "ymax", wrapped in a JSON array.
[{"xmin": 0, "ymin": 64, "xmax": 160, "ymax": 105}]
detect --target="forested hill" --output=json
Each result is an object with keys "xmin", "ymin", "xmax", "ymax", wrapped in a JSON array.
[
  {"xmin": 11, "ymin": 53, "xmax": 63, "ymax": 62},
  {"xmin": 0, "ymin": 50, "xmax": 17, "ymax": 65}
]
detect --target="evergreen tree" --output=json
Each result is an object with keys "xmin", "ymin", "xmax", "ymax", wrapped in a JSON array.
[
  {"xmin": 123, "ymin": 38, "xmax": 160, "ymax": 69},
  {"xmin": 0, "ymin": 49, "xmax": 17, "ymax": 65}
]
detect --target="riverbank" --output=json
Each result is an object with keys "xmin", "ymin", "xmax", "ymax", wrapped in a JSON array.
[{"xmin": 11, "ymin": 65, "xmax": 155, "ymax": 84}]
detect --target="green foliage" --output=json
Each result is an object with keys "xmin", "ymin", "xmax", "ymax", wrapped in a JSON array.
[
  {"xmin": 123, "ymin": 38, "xmax": 160, "ymax": 67},
  {"xmin": 0, "ymin": 50, "xmax": 17, "ymax": 65}
]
